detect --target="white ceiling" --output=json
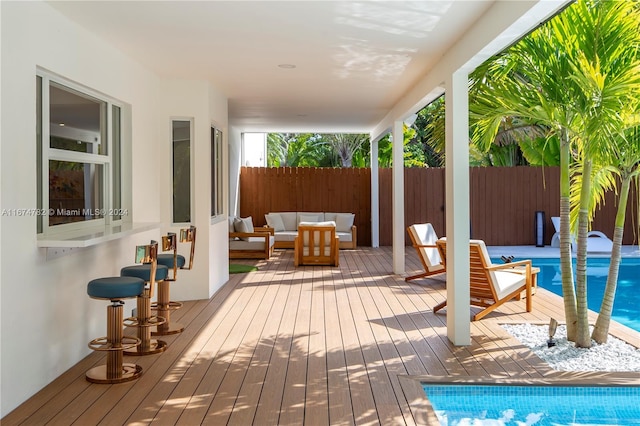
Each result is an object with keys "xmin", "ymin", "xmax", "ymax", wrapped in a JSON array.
[{"xmin": 48, "ymin": 1, "xmax": 496, "ymax": 133}]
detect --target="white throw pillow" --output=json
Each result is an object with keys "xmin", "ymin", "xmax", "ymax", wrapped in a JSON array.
[
  {"xmin": 335, "ymin": 213, "xmax": 355, "ymax": 233},
  {"xmin": 234, "ymin": 216, "xmax": 254, "ymax": 241},
  {"xmin": 265, "ymin": 213, "xmax": 285, "ymax": 232}
]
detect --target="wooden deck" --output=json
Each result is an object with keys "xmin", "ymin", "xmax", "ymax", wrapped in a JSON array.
[{"xmin": 3, "ymin": 247, "xmax": 638, "ymax": 425}]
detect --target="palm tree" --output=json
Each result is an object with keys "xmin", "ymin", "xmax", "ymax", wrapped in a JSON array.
[
  {"xmin": 591, "ymin": 122, "xmax": 640, "ymax": 343},
  {"xmin": 267, "ymin": 133, "xmax": 330, "ymax": 167},
  {"xmin": 562, "ymin": 0, "xmax": 640, "ymax": 345},
  {"xmin": 471, "ymin": 0, "xmax": 640, "ymax": 347},
  {"xmin": 324, "ymin": 133, "xmax": 369, "ymax": 167}
]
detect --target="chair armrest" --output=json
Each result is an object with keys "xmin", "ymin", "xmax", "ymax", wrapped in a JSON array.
[
  {"xmin": 413, "ymin": 244, "xmax": 437, "ymax": 249},
  {"xmin": 229, "ymin": 232, "xmax": 270, "ymax": 241},
  {"xmin": 486, "ymin": 259, "xmax": 531, "ymax": 271},
  {"xmin": 260, "ymin": 226, "xmax": 275, "ymax": 236}
]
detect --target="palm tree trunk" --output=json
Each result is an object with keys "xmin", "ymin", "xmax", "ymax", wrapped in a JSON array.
[
  {"xmin": 575, "ymin": 158, "xmax": 592, "ymax": 348},
  {"xmin": 559, "ymin": 130, "xmax": 577, "ymax": 341},
  {"xmin": 592, "ymin": 176, "xmax": 630, "ymax": 343}
]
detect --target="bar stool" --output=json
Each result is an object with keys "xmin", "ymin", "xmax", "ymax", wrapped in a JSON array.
[
  {"xmin": 152, "ymin": 226, "xmax": 196, "ymax": 336},
  {"xmin": 121, "ymin": 240, "xmax": 168, "ymax": 356},
  {"xmin": 86, "ymin": 276, "xmax": 144, "ymax": 384}
]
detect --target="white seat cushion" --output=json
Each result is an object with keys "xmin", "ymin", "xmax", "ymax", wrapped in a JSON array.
[
  {"xmin": 335, "ymin": 232, "xmax": 352, "ymax": 242},
  {"xmin": 299, "ymin": 221, "xmax": 336, "ymax": 227},
  {"xmin": 492, "ymin": 271, "xmax": 526, "ymax": 300},
  {"xmin": 273, "ymin": 230, "xmax": 298, "ymax": 242},
  {"xmin": 229, "ymin": 235, "xmax": 275, "ymax": 250}
]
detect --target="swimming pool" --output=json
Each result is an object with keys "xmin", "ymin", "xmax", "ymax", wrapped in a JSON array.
[
  {"xmin": 423, "ymin": 383, "xmax": 640, "ymax": 425},
  {"xmin": 492, "ymin": 257, "xmax": 640, "ymax": 332}
]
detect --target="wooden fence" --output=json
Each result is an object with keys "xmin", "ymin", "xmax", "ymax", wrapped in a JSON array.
[
  {"xmin": 240, "ymin": 166, "xmax": 638, "ymax": 246},
  {"xmin": 240, "ymin": 167, "xmax": 373, "ymax": 245}
]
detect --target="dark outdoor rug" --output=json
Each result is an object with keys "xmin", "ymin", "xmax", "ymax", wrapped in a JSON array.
[{"xmin": 229, "ymin": 264, "xmax": 258, "ymax": 274}]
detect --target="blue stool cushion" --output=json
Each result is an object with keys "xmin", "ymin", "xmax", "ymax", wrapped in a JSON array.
[
  {"xmin": 121, "ymin": 264, "xmax": 169, "ymax": 281},
  {"xmin": 87, "ymin": 276, "xmax": 145, "ymax": 300},
  {"xmin": 157, "ymin": 253, "xmax": 186, "ymax": 269}
]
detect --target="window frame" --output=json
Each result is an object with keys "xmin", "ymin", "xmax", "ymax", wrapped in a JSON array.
[
  {"xmin": 37, "ymin": 69, "xmax": 125, "ymax": 236},
  {"xmin": 211, "ymin": 127, "xmax": 224, "ymax": 218},
  {"xmin": 170, "ymin": 118, "xmax": 193, "ymax": 225}
]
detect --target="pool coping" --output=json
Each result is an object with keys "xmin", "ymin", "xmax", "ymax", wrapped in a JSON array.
[
  {"xmin": 398, "ymin": 315, "xmax": 640, "ymax": 425},
  {"xmin": 486, "ymin": 244, "xmax": 640, "ymax": 259},
  {"xmin": 399, "ymin": 372, "xmax": 640, "ymax": 426}
]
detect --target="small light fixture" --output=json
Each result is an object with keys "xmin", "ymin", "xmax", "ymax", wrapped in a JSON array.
[
  {"xmin": 547, "ymin": 318, "xmax": 558, "ymax": 347},
  {"xmin": 278, "ymin": 64, "xmax": 296, "ymax": 69},
  {"xmin": 59, "ymin": 123, "xmax": 65, "ymax": 126}
]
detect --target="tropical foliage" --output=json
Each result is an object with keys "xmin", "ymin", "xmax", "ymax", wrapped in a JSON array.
[
  {"xmin": 470, "ymin": 0, "xmax": 640, "ymax": 346},
  {"xmin": 266, "ymin": 129, "xmax": 430, "ymax": 168}
]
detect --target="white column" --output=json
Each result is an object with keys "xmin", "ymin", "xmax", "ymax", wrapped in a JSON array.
[
  {"xmin": 392, "ymin": 120, "xmax": 405, "ymax": 273},
  {"xmin": 370, "ymin": 136, "xmax": 379, "ymax": 248},
  {"xmin": 445, "ymin": 70, "xmax": 471, "ymax": 345}
]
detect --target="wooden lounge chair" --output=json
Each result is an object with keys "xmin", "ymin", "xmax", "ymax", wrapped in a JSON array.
[
  {"xmin": 406, "ymin": 223, "xmax": 445, "ymax": 282},
  {"xmin": 294, "ymin": 222, "xmax": 339, "ymax": 267},
  {"xmin": 434, "ymin": 239, "xmax": 533, "ymax": 321}
]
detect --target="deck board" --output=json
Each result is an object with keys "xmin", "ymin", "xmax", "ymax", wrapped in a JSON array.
[{"xmin": 3, "ymin": 247, "xmax": 638, "ymax": 426}]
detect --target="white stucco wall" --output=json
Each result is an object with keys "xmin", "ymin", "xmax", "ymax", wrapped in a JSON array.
[
  {"xmin": 157, "ymin": 80, "xmax": 229, "ymax": 301},
  {"xmin": 0, "ymin": 1, "xmax": 229, "ymax": 416},
  {"xmin": 227, "ymin": 125, "xmax": 242, "ymax": 218},
  {"xmin": 208, "ymin": 85, "xmax": 231, "ymax": 295}
]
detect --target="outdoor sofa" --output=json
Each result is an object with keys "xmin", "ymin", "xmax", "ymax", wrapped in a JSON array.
[{"xmin": 264, "ymin": 212, "xmax": 357, "ymax": 249}]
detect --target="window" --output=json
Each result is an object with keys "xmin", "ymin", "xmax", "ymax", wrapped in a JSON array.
[
  {"xmin": 211, "ymin": 127, "xmax": 223, "ymax": 217},
  {"xmin": 242, "ymin": 132, "xmax": 266, "ymax": 166},
  {"xmin": 172, "ymin": 120, "xmax": 192, "ymax": 223},
  {"xmin": 36, "ymin": 71, "xmax": 124, "ymax": 234}
]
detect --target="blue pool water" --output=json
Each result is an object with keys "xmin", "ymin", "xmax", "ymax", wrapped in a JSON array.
[
  {"xmin": 423, "ymin": 384, "xmax": 640, "ymax": 425},
  {"xmin": 492, "ymin": 257, "xmax": 640, "ymax": 332}
]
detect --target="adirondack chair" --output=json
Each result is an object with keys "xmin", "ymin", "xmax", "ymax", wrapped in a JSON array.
[
  {"xmin": 434, "ymin": 239, "xmax": 533, "ymax": 321},
  {"xmin": 406, "ymin": 223, "xmax": 445, "ymax": 282}
]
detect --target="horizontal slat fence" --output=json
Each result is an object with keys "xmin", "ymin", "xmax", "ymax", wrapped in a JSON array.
[{"xmin": 241, "ymin": 166, "xmax": 638, "ymax": 247}]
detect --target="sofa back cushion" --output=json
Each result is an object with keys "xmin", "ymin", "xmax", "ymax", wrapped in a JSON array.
[
  {"xmin": 265, "ymin": 213, "xmax": 285, "ymax": 232},
  {"xmin": 297, "ymin": 212, "xmax": 323, "ymax": 228},
  {"xmin": 325, "ymin": 212, "xmax": 355, "ymax": 233},
  {"xmin": 275, "ymin": 212, "xmax": 297, "ymax": 231}
]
